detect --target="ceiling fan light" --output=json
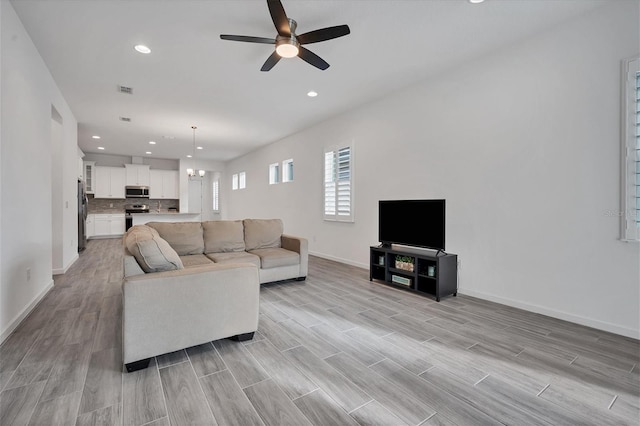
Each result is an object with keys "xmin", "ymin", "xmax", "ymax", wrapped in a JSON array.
[
  {"xmin": 187, "ymin": 168, "xmax": 195, "ymax": 176},
  {"xmin": 276, "ymin": 40, "xmax": 299, "ymax": 58},
  {"xmin": 198, "ymin": 170, "xmax": 206, "ymax": 177}
]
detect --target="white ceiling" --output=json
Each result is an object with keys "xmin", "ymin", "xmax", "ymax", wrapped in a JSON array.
[{"xmin": 12, "ymin": 0, "xmax": 607, "ymax": 162}]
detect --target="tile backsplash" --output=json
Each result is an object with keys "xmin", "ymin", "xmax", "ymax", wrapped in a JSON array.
[{"xmin": 87, "ymin": 196, "xmax": 178, "ymax": 213}]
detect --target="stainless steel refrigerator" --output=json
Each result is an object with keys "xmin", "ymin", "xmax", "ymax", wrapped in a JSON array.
[{"xmin": 78, "ymin": 179, "xmax": 88, "ymax": 251}]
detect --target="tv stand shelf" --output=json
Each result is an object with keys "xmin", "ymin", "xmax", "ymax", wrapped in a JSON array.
[{"xmin": 370, "ymin": 246, "xmax": 457, "ymax": 302}]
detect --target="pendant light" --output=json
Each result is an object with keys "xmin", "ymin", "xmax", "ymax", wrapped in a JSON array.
[{"xmin": 187, "ymin": 125, "xmax": 205, "ymax": 178}]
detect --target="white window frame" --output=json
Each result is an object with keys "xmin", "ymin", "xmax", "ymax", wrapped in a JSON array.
[
  {"xmin": 232, "ymin": 172, "xmax": 246, "ymax": 190},
  {"xmin": 282, "ymin": 159, "xmax": 294, "ymax": 183},
  {"xmin": 622, "ymin": 57, "xmax": 639, "ymax": 242},
  {"xmin": 324, "ymin": 144, "xmax": 354, "ymax": 222},
  {"xmin": 269, "ymin": 163, "xmax": 280, "ymax": 185},
  {"xmin": 212, "ymin": 178, "xmax": 220, "ymax": 212}
]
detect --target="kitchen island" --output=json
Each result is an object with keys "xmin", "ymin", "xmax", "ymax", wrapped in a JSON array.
[{"xmin": 131, "ymin": 211, "xmax": 201, "ymax": 226}]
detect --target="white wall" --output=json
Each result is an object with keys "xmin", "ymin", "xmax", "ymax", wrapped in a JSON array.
[
  {"xmin": 51, "ymin": 114, "xmax": 64, "ymax": 270},
  {"xmin": 226, "ymin": 2, "xmax": 640, "ymax": 338},
  {"xmin": 1, "ymin": 0, "xmax": 79, "ymax": 340}
]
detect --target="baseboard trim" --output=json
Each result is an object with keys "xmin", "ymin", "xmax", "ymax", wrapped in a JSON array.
[
  {"xmin": 0, "ymin": 279, "xmax": 55, "ymax": 344},
  {"xmin": 459, "ymin": 288, "xmax": 639, "ymax": 340},
  {"xmin": 52, "ymin": 253, "xmax": 79, "ymax": 275},
  {"xmin": 309, "ymin": 251, "xmax": 368, "ymax": 270}
]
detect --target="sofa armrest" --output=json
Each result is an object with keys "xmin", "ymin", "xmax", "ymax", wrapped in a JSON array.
[
  {"xmin": 281, "ymin": 234, "xmax": 308, "ymax": 277},
  {"xmin": 122, "ymin": 262, "xmax": 259, "ymax": 364},
  {"xmin": 123, "ymin": 254, "xmax": 145, "ymax": 277}
]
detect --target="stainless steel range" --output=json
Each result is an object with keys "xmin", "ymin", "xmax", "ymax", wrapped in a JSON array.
[{"xmin": 125, "ymin": 204, "xmax": 149, "ymax": 230}]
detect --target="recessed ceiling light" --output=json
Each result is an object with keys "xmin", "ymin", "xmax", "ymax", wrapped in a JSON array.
[
  {"xmin": 186, "ymin": 154, "xmax": 193, "ymax": 158},
  {"xmin": 92, "ymin": 135, "xmax": 101, "ymax": 139},
  {"xmin": 307, "ymin": 91, "xmax": 318, "ymax": 97},
  {"xmin": 197, "ymin": 146, "xmax": 203, "ymax": 150},
  {"xmin": 469, "ymin": 0, "xmax": 485, "ymax": 3},
  {"xmin": 97, "ymin": 147, "xmax": 105, "ymax": 150},
  {"xmin": 146, "ymin": 151, "xmax": 152, "ymax": 155},
  {"xmin": 149, "ymin": 141, "xmax": 156, "ymax": 145},
  {"xmin": 134, "ymin": 44, "xmax": 151, "ymax": 54}
]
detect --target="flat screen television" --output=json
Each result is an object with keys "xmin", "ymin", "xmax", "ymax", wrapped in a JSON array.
[{"xmin": 378, "ymin": 199, "xmax": 445, "ymax": 251}]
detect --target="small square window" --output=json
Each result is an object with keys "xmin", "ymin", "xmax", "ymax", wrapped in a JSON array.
[
  {"xmin": 239, "ymin": 172, "xmax": 246, "ymax": 189},
  {"xmin": 269, "ymin": 163, "xmax": 280, "ymax": 185},
  {"xmin": 282, "ymin": 159, "xmax": 293, "ymax": 183}
]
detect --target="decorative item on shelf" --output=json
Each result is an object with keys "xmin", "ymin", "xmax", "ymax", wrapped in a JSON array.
[
  {"xmin": 395, "ymin": 255, "xmax": 414, "ymax": 272},
  {"xmin": 427, "ymin": 265, "xmax": 436, "ymax": 277},
  {"xmin": 187, "ymin": 125, "xmax": 205, "ymax": 178},
  {"xmin": 391, "ymin": 275, "xmax": 412, "ymax": 286},
  {"xmin": 378, "ymin": 255, "xmax": 385, "ymax": 266}
]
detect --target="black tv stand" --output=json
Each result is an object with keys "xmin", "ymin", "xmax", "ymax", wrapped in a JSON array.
[{"xmin": 369, "ymin": 246, "xmax": 457, "ymax": 302}]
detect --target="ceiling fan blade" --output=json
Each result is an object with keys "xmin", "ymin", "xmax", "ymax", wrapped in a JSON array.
[
  {"xmin": 298, "ymin": 46, "xmax": 329, "ymax": 70},
  {"xmin": 297, "ymin": 25, "xmax": 351, "ymax": 45},
  {"xmin": 267, "ymin": 0, "xmax": 290, "ymax": 36},
  {"xmin": 220, "ymin": 35, "xmax": 276, "ymax": 44},
  {"xmin": 261, "ymin": 51, "xmax": 281, "ymax": 71}
]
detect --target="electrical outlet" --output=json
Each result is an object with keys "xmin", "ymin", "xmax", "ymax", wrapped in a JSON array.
[{"xmin": 26, "ymin": 268, "xmax": 31, "ymax": 281}]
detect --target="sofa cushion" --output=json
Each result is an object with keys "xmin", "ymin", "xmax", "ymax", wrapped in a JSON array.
[
  {"xmin": 206, "ymin": 252, "xmax": 261, "ymax": 268},
  {"xmin": 248, "ymin": 247, "xmax": 300, "ymax": 269},
  {"xmin": 146, "ymin": 222, "xmax": 204, "ymax": 256},
  {"xmin": 180, "ymin": 254, "xmax": 215, "ymax": 268},
  {"xmin": 243, "ymin": 219, "xmax": 283, "ymax": 251},
  {"xmin": 203, "ymin": 220, "xmax": 245, "ymax": 253},
  {"xmin": 125, "ymin": 225, "xmax": 184, "ymax": 273}
]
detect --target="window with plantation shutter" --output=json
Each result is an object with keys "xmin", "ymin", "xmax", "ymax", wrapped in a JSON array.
[
  {"xmin": 324, "ymin": 145, "xmax": 353, "ymax": 222},
  {"xmin": 622, "ymin": 58, "xmax": 639, "ymax": 242},
  {"xmin": 212, "ymin": 178, "xmax": 219, "ymax": 212}
]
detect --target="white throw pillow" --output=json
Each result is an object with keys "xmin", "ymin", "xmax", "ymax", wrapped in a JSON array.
[{"xmin": 125, "ymin": 225, "xmax": 184, "ymax": 273}]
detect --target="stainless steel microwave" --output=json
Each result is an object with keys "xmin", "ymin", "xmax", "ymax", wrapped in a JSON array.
[{"xmin": 125, "ymin": 186, "xmax": 150, "ymax": 198}]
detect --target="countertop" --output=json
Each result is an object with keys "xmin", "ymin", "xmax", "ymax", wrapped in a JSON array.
[
  {"xmin": 88, "ymin": 210, "xmax": 125, "ymax": 215},
  {"xmin": 132, "ymin": 210, "xmax": 199, "ymax": 215},
  {"xmin": 89, "ymin": 210, "xmax": 199, "ymax": 215}
]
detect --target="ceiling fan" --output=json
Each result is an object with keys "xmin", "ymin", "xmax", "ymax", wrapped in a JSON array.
[{"xmin": 220, "ymin": 0, "xmax": 350, "ymax": 71}]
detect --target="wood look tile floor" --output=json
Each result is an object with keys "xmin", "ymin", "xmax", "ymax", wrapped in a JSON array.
[{"xmin": 1, "ymin": 238, "xmax": 638, "ymax": 425}]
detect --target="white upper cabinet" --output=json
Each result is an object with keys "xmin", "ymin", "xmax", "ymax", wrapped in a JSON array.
[
  {"xmin": 149, "ymin": 169, "xmax": 179, "ymax": 199},
  {"xmin": 94, "ymin": 166, "xmax": 126, "ymax": 199},
  {"xmin": 83, "ymin": 161, "xmax": 96, "ymax": 194},
  {"xmin": 125, "ymin": 164, "xmax": 150, "ymax": 186}
]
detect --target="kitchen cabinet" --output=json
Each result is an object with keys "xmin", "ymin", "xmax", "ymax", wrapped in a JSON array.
[
  {"xmin": 149, "ymin": 169, "xmax": 179, "ymax": 199},
  {"xmin": 110, "ymin": 215, "xmax": 125, "ymax": 235},
  {"xmin": 125, "ymin": 164, "xmax": 150, "ymax": 186},
  {"xmin": 84, "ymin": 161, "xmax": 96, "ymax": 194},
  {"xmin": 86, "ymin": 214, "xmax": 95, "ymax": 238},
  {"xmin": 91, "ymin": 214, "xmax": 125, "ymax": 237},
  {"xmin": 95, "ymin": 166, "xmax": 125, "ymax": 199}
]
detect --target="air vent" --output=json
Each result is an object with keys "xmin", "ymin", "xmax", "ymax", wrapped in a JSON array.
[
  {"xmin": 119, "ymin": 116, "xmax": 131, "ymax": 122},
  {"xmin": 118, "ymin": 85, "xmax": 133, "ymax": 94}
]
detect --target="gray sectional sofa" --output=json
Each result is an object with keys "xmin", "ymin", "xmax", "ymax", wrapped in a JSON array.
[{"xmin": 121, "ymin": 218, "xmax": 308, "ymax": 371}]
